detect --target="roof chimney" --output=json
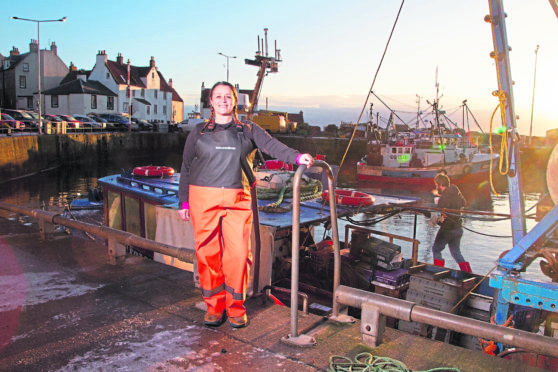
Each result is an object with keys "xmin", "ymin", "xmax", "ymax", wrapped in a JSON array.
[
  {"xmin": 29, "ymin": 39, "xmax": 38, "ymax": 53},
  {"xmin": 50, "ymin": 41, "xmax": 57, "ymax": 56},
  {"xmin": 96, "ymin": 50, "xmax": 107, "ymax": 66},
  {"xmin": 69, "ymin": 62, "xmax": 77, "ymax": 71},
  {"xmin": 116, "ymin": 52, "xmax": 123, "ymax": 64},
  {"xmin": 149, "ymin": 56, "xmax": 155, "ymax": 68},
  {"xmin": 10, "ymin": 46, "xmax": 20, "ymax": 56},
  {"xmin": 168, "ymin": 78, "xmax": 173, "ymax": 88}
]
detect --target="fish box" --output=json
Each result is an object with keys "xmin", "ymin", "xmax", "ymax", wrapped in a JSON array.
[
  {"xmin": 459, "ymin": 293, "xmax": 492, "ymax": 322},
  {"xmin": 373, "ymin": 267, "xmax": 410, "ymax": 287},
  {"xmin": 372, "ymin": 281, "xmax": 408, "ymax": 299},
  {"xmin": 408, "ymin": 271, "xmax": 476, "ymax": 302},
  {"xmin": 406, "ymin": 289, "xmax": 459, "ymax": 312}
]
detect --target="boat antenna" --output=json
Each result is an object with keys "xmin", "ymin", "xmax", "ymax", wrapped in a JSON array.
[
  {"xmin": 335, "ymin": 0, "xmax": 405, "ymax": 182},
  {"xmin": 415, "ymin": 94, "xmax": 422, "ymax": 129},
  {"xmin": 528, "ymin": 44, "xmax": 539, "ymax": 145}
]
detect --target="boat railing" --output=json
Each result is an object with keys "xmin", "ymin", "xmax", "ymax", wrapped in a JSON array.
[{"xmin": 116, "ymin": 175, "xmax": 178, "ymax": 197}]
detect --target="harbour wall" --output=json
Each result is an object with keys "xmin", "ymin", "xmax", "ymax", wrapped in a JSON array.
[{"xmin": 0, "ymin": 133, "xmax": 367, "ymax": 182}]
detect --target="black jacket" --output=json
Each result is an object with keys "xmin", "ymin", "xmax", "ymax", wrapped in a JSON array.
[
  {"xmin": 438, "ymin": 184, "xmax": 466, "ymax": 230},
  {"xmin": 178, "ymin": 120, "xmax": 299, "ymax": 205}
]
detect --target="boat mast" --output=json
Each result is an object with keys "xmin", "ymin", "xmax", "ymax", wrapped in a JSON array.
[
  {"xmin": 486, "ymin": 0, "xmax": 526, "ymax": 243},
  {"xmin": 244, "ymin": 28, "xmax": 281, "ymax": 119},
  {"xmin": 415, "ymin": 94, "xmax": 421, "ymax": 129}
]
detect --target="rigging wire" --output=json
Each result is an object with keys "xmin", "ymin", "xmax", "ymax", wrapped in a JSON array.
[{"xmin": 335, "ymin": 0, "xmax": 405, "ymax": 182}]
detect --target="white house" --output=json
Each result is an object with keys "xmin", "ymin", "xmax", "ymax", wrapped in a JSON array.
[
  {"xmin": 87, "ymin": 51, "xmax": 175, "ymax": 122},
  {"xmin": 42, "ymin": 51, "xmax": 183, "ymax": 122},
  {"xmin": 0, "ymin": 40, "xmax": 68, "ymax": 111}
]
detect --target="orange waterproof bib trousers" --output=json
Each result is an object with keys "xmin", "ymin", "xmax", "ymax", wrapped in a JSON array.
[{"xmin": 189, "ymin": 184, "xmax": 253, "ymax": 318}]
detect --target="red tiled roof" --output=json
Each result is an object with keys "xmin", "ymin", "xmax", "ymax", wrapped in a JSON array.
[{"xmin": 106, "ymin": 60, "xmax": 146, "ymax": 88}]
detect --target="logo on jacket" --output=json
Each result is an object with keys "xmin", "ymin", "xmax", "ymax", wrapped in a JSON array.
[{"xmin": 215, "ymin": 146, "xmax": 236, "ymax": 150}]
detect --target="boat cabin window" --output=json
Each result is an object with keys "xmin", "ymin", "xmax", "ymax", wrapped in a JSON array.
[
  {"xmin": 107, "ymin": 191, "xmax": 122, "ymax": 230},
  {"xmin": 125, "ymin": 196, "xmax": 141, "ymax": 236}
]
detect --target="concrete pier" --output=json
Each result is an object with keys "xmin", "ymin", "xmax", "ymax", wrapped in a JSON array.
[{"xmin": 0, "ymin": 214, "xmax": 546, "ymax": 371}]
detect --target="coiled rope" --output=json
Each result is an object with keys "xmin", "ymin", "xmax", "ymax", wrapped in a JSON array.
[
  {"xmin": 488, "ymin": 91, "xmax": 510, "ymax": 197},
  {"xmin": 328, "ymin": 352, "xmax": 460, "ymax": 372},
  {"xmin": 257, "ymin": 173, "xmax": 323, "ymax": 213}
]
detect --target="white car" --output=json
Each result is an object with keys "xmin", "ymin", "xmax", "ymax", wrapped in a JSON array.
[{"xmin": 177, "ymin": 119, "xmax": 206, "ymax": 132}]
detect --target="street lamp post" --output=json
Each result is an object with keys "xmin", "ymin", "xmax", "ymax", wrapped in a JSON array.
[
  {"xmin": 218, "ymin": 52, "xmax": 236, "ymax": 82},
  {"xmin": 10, "ymin": 16, "xmax": 67, "ymax": 135},
  {"xmin": 127, "ymin": 59, "xmax": 131, "ymax": 133}
]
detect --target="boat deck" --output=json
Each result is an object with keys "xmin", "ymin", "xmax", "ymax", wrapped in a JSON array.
[{"xmin": 0, "ymin": 216, "xmax": 545, "ymax": 371}]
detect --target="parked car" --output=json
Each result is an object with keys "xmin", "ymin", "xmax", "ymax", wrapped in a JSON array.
[
  {"xmin": 74, "ymin": 114, "xmax": 104, "ymax": 130},
  {"xmin": 2, "ymin": 109, "xmax": 39, "ymax": 130},
  {"xmin": 57, "ymin": 115, "xmax": 81, "ymax": 129},
  {"xmin": 177, "ymin": 118, "xmax": 206, "ymax": 133},
  {"xmin": 1, "ymin": 113, "xmax": 25, "ymax": 132},
  {"xmin": 88, "ymin": 115, "xmax": 116, "ymax": 131},
  {"xmin": 97, "ymin": 113, "xmax": 132, "ymax": 131},
  {"xmin": 131, "ymin": 118, "xmax": 153, "ymax": 131},
  {"xmin": 42, "ymin": 114, "xmax": 63, "ymax": 123}
]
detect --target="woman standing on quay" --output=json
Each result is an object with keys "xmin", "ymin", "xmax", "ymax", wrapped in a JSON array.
[{"xmin": 178, "ymin": 81, "xmax": 313, "ymax": 328}]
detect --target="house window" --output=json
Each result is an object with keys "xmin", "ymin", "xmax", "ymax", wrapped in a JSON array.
[
  {"xmin": 152, "ymin": 72, "xmax": 154, "ymax": 79},
  {"xmin": 154, "ymin": 90, "xmax": 158, "ymax": 99},
  {"xmin": 163, "ymin": 106, "xmax": 167, "ymax": 115},
  {"xmin": 27, "ymin": 97, "xmax": 33, "ymax": 109},
  {"xmin": 141, "ymin": 89, "xmax": 145, "ymax": 97},
  {"xmin": 147, "ymin": 106, "xmax": 150, "ymax": 115},
  {"xmin": 132, "ymin": 90, "xmax": 135, "ymax": 97},
  {"xmin": 107, "ymin": 96, "xmax": 114, "ymax": 110},
  {"xmin": 164, "ymin": 92, "xmax": 167, "ymax": 100},
  {"xmin": 23, "ymin": 63, "xmax": 29, "ymax": 72},
  {"xmin": 123, "ymin": 102, "xmax": 128, "ymax": 112},
  {"xmin": 52, "ymin": 95, "xmax": 59, "ymax": 108},
  {"xmin": 91, "ymin": 95, "xmax": 97, "ymax": 109},
  {"xmin": 154, "ymin": 105, "xmax": 158, "ymax": 115},
  {"xmin": 19, "ymin": 76, "xmax": 26, "ymax": 88},
  {"xmin": 106, "ymin": 72, "xmax": 110, "ymax": 80}
]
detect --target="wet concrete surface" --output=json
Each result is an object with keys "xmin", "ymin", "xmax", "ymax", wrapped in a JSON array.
[{"xmin": 0, "ymin": 214, "xmax": 547, "ymax": 371}]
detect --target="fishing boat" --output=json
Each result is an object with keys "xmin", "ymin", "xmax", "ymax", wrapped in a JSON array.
[{"xmin": 357, "ymin": 131, "xmax": 496, "ymax": 185}]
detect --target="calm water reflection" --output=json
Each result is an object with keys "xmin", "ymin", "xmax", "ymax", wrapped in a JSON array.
[{"xmin": 0, "ymin": 154, "xmax": 550, "ymax": 282}]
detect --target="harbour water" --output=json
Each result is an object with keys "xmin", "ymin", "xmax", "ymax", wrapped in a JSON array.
[{"xmin": 0, "ymin": 154, "xmax": 549, "ymax": 283}]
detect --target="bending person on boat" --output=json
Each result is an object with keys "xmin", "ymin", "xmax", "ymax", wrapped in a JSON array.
[
  {"xmin": 177, "ymin": 81, "xmax": 313, "ymax": 328},
  {"xmin": 431, "ymin": 173, "xmax": 472, "ymax": 273}
]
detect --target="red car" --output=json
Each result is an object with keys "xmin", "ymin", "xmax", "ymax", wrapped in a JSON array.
[{"xmin": 1, "ymin": 113, "xmax": 25, "ymax": 133}]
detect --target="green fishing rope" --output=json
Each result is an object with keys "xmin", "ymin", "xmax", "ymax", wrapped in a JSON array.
[{"xmin": 328, "ymin": 352, "xmax": 461, "ymax": 372}]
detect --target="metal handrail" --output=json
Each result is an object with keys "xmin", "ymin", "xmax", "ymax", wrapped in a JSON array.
[
  {"xmin": 336, "ymin": 285, "xmax": 558, "ymax": 357},
  {"xmin": 0, "ymin": 201, "xmax": 195, "ymax": 263},
  {"xmin": 281, "ymin": 160, "xmax": 345, "ymax": 347}
]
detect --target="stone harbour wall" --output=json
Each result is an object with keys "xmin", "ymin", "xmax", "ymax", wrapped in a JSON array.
[{"xmin": 0, "ymin": 133, "xmax": 367, "ymax": 182}]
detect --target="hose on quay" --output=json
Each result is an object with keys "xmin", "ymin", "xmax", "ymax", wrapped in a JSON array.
[{"xmin": 328, "ymin": 352, "xmax": 460, "ymax": 372}]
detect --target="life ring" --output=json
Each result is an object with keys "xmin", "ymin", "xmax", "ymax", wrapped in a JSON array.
[
  {"xmin": 322, "ymin": 189, "xmax": 375, "ymax": 207},
  {"xmin": 462, "ymin": 165, "xmax": 472, "ymax": 175},
  {"xmin": 133, "ymin": 166, "xmax": 175, "ymax": 177},
  {"xmin": 263, "ymin": 159, "xmax": 293, "ymax": 171}
]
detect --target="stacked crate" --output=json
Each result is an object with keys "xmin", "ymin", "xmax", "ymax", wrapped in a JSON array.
[
  {"xmin": 455, "ymin": 292, "xmax": 492, "ymax": 351},
  {"xmin": 398, "ymin": 266, "xmax": 476, "ymax": 343}
]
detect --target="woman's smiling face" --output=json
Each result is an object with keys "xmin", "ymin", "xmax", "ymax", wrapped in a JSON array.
[{"xmin": 210, "ymin": 84, "xmax": 236, "ymax": 118}]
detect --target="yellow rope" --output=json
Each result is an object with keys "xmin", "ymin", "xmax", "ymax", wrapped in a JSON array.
[{"xmin": 488, "ymin": 90, "xmax": 510, "ymax": 196}]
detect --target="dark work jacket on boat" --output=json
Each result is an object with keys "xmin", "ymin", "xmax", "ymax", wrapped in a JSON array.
[
  {"xmin": 178, "ymin": 120, "xmax": 300, "ymax": 205},
  {"xmin": 437, "ymin": 184, "xmax": 467, "ymax": 230}
]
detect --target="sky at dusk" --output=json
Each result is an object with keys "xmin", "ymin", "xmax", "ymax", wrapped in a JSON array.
[{"xmin": 2, "ymin": 0, "xmax": 557, "ymax": 136}]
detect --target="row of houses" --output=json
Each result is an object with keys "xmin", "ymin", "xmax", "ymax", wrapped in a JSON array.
[{"xmin": 0, "ymin": 40, "xmax": 184, "ymax": 123}]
